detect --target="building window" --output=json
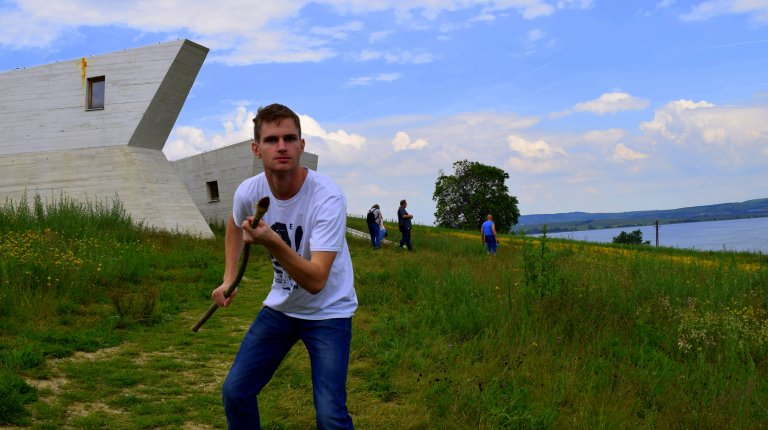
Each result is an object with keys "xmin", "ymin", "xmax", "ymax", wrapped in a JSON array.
[
  {"xmin": 206, "ymin": 181, "xmax": 220, "ymax": 202},
  {"xmin": 87, "ymin": 76, "xmax": 105, "ymax": 110}
]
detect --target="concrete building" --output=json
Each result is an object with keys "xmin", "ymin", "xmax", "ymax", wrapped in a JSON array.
[
  {"xmin": 0, "ymin": 39, "xmax": 214, "ymax": 237},
  {"xmin": 171, "ymin": 140, "xmax": 318, "ymax": 225}
]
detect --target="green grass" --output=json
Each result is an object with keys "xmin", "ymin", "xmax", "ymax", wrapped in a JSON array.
[{"xmin": 2, "ymin": 195, "xmax": 768, "ymax": 428}]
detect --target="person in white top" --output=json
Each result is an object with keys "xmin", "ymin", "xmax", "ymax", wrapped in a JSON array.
[
  {"xmin": 211, "ymin": 103, "xmax": 357, "ymax": 429},
  {"xmin": 377, "ymin": 207, "xmax": 387, "ymax": 245}
]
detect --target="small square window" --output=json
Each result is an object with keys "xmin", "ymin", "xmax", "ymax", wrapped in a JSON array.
[
  {"xmin": 87, "ymin": 76, "xmax": 105, "ymax": 110},
  {"xmin": 206, "ymin": 181, "xmax": 220, "ymax": 202}
]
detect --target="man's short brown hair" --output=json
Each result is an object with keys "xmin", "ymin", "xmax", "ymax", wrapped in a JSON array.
[{"xmin": 253, "ymin": 103, "xmax": 302, "ymax": 143}]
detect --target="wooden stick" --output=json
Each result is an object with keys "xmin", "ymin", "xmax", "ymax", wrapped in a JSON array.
[{"xmin": 191, "ymin": 197, "xmax": 270, "ymax": 332}]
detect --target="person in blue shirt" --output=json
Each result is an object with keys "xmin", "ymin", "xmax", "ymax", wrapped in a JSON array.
[{"xmin": 481, "ymin": 214, "xmax": 497, "ymax": 256}]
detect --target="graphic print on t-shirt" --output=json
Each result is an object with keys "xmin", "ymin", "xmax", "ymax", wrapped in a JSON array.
[{"xmin": 270, "ymin": 221, "xmax": 304, "ymax": 294}]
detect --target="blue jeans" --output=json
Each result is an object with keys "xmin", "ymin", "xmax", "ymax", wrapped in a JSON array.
[
  {"xmin": 222, "ymin": 306, "xmax": 354, "ymax": 430},
  {"xmin": 378, "ymin": 227, "xmax": 387, "ymax": 244},
  {"xmin": 484, "ymin": 235, "xmax": 497, "ymax": 255},
  {"xmin": 367, "ymin": 222, "xmax": 380, "ymax": 248}
]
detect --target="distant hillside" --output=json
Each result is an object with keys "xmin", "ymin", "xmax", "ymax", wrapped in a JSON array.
[{"xmin": 515, "ymin": 198, "xmax": 768, "ymax": 234}]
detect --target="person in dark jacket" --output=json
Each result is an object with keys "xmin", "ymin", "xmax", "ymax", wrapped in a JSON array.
[{"xmin": 397, "ymin": 199, "xmax": 414, "ymax": 251}]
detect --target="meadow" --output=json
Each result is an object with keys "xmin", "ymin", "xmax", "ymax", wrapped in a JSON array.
[{"xmin": 1, "ymin": 194, "xmax": 768, "ymax": 429}]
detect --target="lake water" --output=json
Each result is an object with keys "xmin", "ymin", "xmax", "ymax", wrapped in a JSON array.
[{"xmin": 544, "ymin": 217, "xmax": 768, "ymax": 254}]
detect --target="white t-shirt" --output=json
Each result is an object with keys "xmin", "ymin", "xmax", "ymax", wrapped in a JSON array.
[{"xmin": 232, "ymin": 169, "xmax": 358, "ymax": 320}]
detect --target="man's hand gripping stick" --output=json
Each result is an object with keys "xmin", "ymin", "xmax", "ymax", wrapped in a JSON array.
[{"xmin": 191, "ymin": 197, "xmax": 270, "ymax": 332}]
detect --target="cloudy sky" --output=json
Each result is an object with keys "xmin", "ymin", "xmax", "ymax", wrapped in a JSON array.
[{"xmin": 2, "ymin": 0, "xmax": 767, "ymax": 225}]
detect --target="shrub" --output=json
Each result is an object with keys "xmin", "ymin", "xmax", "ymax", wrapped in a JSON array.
[
  {"xmin": 612, "ymin": 229, "xmax": 650, "ymax": 245},
  {"xmin": 107, "ymin": 282, "xmax": 160, "ymax": 326}
]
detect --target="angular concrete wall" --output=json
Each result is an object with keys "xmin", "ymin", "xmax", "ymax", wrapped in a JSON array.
[
  {"xmin": 171, "ymin": 140, "xmax": 319, "ymax": 225},
  {"xmin": 0, "ymin": 146, "xmax": 211, "ymax": 236},
  {"xmin": 0, "ymin": 39, "xmax": 214, "ymax": 237}
]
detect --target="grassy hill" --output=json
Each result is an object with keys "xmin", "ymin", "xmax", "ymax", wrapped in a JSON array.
[
  {"xmin": 2, "ymin": 195, "xmax": 768, "ymax": 428},
  {"xmin": 515, "ymin": 198, "xmax": 768, "ymax": 234}
]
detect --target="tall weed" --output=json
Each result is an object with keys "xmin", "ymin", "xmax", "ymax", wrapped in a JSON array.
[{"xmin": 521, "ymin": 227, "xmax": 563, "ymax": 297}]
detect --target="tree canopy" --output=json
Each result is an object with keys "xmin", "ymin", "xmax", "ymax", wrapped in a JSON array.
[
  {"xmin": 612, "ymin": 229, "xmax": 651, "ymax": 245},
  {"xmin": 432, "ymin": 160, "xmax": 520, "ymax": 231}
]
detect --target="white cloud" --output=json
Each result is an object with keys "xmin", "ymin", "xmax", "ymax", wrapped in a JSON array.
[
  {"xmin": 164, "ymin": 126, "xmax": 209, "ymax": 160},
  {"xmin": 639, "ymin": 99, "xmax": 715, "ymax": 141},
  {"xmin": 310, "ymin": 21, "xmax": 364, "ymax": 39},
  {"xmin": 508, "ymin": 135, "xmax": 565, "ymax": 159},
  {"xmin": 581, "ymin": 128, "xmax": 648, "ymax": 170},
  {"xmin": 163, "ymin": 105, "xmax": 254, "ymax": 160},
  {"xmin": 506, "ymin": 135, "xmax": 568, "ymax": 174},
  {"xmin": 356, "ymin": 49, "xmax": 434, "ymax": 64},
  {"xmin": 348, "ymin": 73, "xmax": 403, "ymax": 86},
  {"xmin": 163, "ymin": 104, "xmax": 370, "ymax": 167},
  {"xmin": 584, "ymin": 92, "xmax": 649, "ymax": 115},
  {"xmin": 0, "ymin": 0, "xmax": 591, "ymax": 62},
  {"xmin": 640, "ymin": 99, "xmax": 768, "ymax": 165},
  {"xmin": 583, "ymin": 128, "xmax": 627, "ymax": 143},
  {"xmin": 392, "ymin": 131, "xmax": 429, "ymax": 151},
  {"xmin": 612, "ymin": 143, "xmax": 648, "ymax": 162},
  {"xmin": 451, "ymin": 112, "xmax": 540, "ymax": 130},
  {"xmin": 581, "ymin": 92, "xmax": 649, "ymax": 114},
  {"xmin": 680, "ymin": 0, "xmax": 768, "ymax": 23},
  {"xmin": 552, "ymin": 92, "xmax": 650, "ymax": 118},
  {"xmin": 471, "ymin": 12, "xmax": 496, "ymax": 22},
  {"xmin": 160, "ymin": 99, "xmax": 767, "ymax": 223},
  {"xmin": 299, "ymin": 114, "xmax": 369, "ymax": 166},
  {"xmin": 506, "ymin": 2, "xmax": 555, "ymax": 19},
  {"xmin": 369, "ymin": 30, "xmax": 393, "ymax": 43},
  {"xmin": 0, "ymin": 9, "xmax": 62, "ymax": 48}
]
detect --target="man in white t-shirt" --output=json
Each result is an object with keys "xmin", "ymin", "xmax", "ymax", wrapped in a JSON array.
[{"xmin": 211, "ymin": 103, "xmax": 357, "ymax": 429}]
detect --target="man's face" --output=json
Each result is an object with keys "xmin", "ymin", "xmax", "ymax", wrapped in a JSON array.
[{"xmin": 252, "ymin": 119, "xmax": 305, "ymax": 172}]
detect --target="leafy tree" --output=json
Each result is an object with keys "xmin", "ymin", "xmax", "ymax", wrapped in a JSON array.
[
  {"xmin": 612, "ymin": 229, "xmax": 651, "ymax": 245},
  {"xmin": 433, "ymin": 160, "xmax": 520, "ymax": 231}
]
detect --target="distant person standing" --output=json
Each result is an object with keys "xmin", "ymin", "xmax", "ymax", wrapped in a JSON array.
[
  {"xmin": 397, "ymin": 199, "xmax": 414, "ymax": 251},
  {"xmin": 366, "ymin": 204, "xmax": 382, "ymax": 249},
  {"xmin": 481, "ymin": 214, "xmax": 497, "ymax": 256}
]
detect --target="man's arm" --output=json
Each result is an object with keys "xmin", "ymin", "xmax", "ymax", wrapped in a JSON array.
[
  {"xmin": 242, "ymin": 217, "xmax": 335, "ymax": 295},
  {"xmin": 211, "ymin": 215, "xmax": 244, "ymax": 306}
]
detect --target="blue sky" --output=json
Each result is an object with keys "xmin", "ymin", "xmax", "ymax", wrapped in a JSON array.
[{"xmin": 2, "ymin": 0, "xmax": 767, "ymax": 225}]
